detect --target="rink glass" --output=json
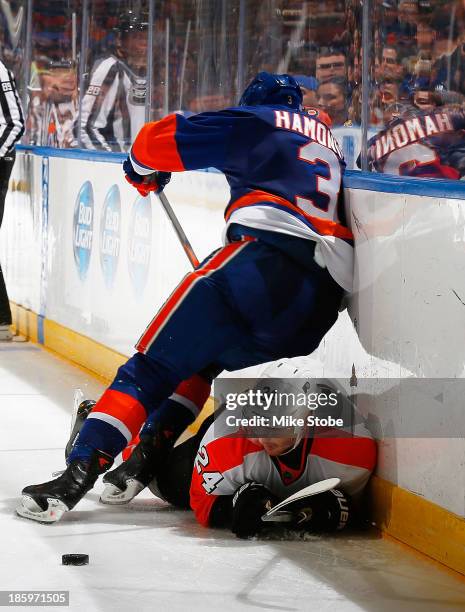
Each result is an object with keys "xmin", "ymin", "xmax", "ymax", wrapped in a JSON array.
[
  {"xmin": 5, "ymin": 0, "xmax": 464, "ymax": 181},
  {"xmin": 0, "ymin": 1, "xmax": 28, "ymax": 109},
  {"xmin": 25, "ymin": 0, "xmax": 81, "ymax": 147}
]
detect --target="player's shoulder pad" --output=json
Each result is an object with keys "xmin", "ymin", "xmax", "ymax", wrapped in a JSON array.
[
  {"xmin": 223, "ymin": 105, "xmax": 282, "ymax": 121},
  {"xmin": 182, "ymin": 106, "xmax": 267, "ymax": 131},
  {"xmin": 183, "ymin": 106, "xmax": 257, "ymax": 121}
]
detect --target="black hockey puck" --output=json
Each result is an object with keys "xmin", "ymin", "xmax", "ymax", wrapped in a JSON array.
[{"xmin": 62, "ymin": 554, "xmax": 89, "ymax": 566}]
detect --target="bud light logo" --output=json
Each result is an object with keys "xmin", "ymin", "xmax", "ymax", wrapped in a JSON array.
[
  {"xmin": 128, "ymin": 195, "xmax": 152, "ymax": 297},
  {"xmin": 73, "ymin": 181, "xmax": 94, "ymax": 281},
  {"xmin": 100, "ymin": 185, "xmax": 121, "ymax": 289}
]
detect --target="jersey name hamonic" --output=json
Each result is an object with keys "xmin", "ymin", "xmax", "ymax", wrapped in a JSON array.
[
  {"xmin": 273, "ymin": 109, "xmax": 343, "ymax": 158},
  {"xmin": 129, "ymin": 106, "xmax": 353, "ymax": 292}
]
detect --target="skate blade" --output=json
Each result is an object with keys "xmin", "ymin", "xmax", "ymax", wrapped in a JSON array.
[
  {"xmin": 15, "ymin": 495, "xmax": 68, "ymax": 523},
  {"xmin": 99, "ymin": 479, "xmax": 145, "ymax": 505}
]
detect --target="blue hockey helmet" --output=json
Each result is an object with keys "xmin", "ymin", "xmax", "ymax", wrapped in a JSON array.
[{"xmin": 239, "ymin": 72, "xmax": 303, "ymax": 110}]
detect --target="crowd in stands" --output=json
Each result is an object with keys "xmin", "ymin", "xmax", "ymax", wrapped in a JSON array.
[{"xmin": 1, "ymin": 0, "xmax": 464, "ymax": 176}]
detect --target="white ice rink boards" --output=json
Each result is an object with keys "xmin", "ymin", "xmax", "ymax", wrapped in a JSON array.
[{"xmin": 1, "ymin": 341, "xmax": 465, "ymax": 612}]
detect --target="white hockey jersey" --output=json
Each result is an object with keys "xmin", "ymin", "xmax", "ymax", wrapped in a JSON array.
[{"xmin": 190, "ymin": 410, "xmax": 376, "ymax": 527}]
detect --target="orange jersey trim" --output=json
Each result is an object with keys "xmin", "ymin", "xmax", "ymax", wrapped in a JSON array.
[
  {"xmin": 137, "ymin": 239, "xmax": 252, "ymax": 353},
  {"xmin": 190, "ymin": 436, "xmax": 262, "ymax": 527},
  {"xmin": 91, "ymin": 389, "xmax": 147, "ymax": 439},
  {"xmin": 190, "ymin": 486, "xmax": 218, "ymax": 527},
  {"xmin": 131, "ymin": 114, "xmax": 185, "ymax": 172},
  {"xmin": 225, "ymin": 190, "xmax": 354, "ymax": 240},
  {"xmin": 311, "ymin": 435, "xmax": 377, "ymax": 471}
]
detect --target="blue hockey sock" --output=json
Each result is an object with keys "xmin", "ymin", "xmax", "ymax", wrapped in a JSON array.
[{"xmin": 67, "ymin": 418, "xmax": 128, "ymax": 463}]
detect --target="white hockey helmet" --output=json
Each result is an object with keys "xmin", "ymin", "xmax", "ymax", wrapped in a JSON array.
[{"xmin": 242, "ymin": 359, "xmax": 320, "ymax": 448}]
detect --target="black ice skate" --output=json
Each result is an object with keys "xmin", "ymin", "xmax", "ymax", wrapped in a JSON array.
[
  {"xmin": 100, "ymin": 436, "xmax": 159, "ymax": 505},
  {"xmin": 16, "ymin": 450, "xmax": 113, "ymax": 523}
]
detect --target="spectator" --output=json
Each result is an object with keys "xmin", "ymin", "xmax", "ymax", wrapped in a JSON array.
[
  {"xmin": 317, "ymin": 77, "xmax": 349, "ymax": 126},
  {"xmin": 0, "ymin": 60, "xmax": 24, "ymax": 341},
  {"xmin": 378, "ymin": 45, "xmax": 406, "ymax": 82},
  {"xmin": 416, "ymin": 19, "xmax": 436, "ymax": 56},
  {"xmin": 412, "ymin": 87, "xmax": 436, "ymax": 111},
  {"xmin": 379, "ymin": 78, "xmax": 400, "ymax": 107},
  {"xmin": 315, "ymin": 47, "xmax": 347, "ymax": 84}
]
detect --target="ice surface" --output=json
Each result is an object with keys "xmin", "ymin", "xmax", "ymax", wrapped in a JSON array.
[{"xmin": 1, "ymin": 342, "xmax": 465, "ymax": 611}]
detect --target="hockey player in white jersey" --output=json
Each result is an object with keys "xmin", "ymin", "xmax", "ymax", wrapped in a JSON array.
[
  {"xmin": 188, "ymin": 361, "xmax": 376, "ymax": 537},
  {"xmin": 19, "ymin": 360, "xmax": 376, "ymax": 539}
]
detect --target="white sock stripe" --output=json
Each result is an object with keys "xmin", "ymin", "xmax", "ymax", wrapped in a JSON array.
[
  {"xmin": 169, "ymin": 393, "xmax": 200, "ymax": 416},
  {"xmin": 144, "ymin": 241, "xmax": 251, "ymax": 352},
  {"xmin": 87, "ymin": 412, "xmax": 132, "ymax": 442}
]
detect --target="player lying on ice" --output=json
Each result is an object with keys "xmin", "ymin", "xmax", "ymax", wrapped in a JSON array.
[
  {"xmin": 19, "ymin": 360, "xmax": 376, "ymax": 538},
  {"xmin": 17, "ymin": 72, "xmax": 356, "ymax": 527}
]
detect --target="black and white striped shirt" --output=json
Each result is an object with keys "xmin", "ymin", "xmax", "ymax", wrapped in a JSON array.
[
  {"xmin": 77, "ymin": 55, "xmax": 146, "ymax": 152},
  {"xmin": 0, "ymin": 60, "xmax": 24, "ymax": 157}
]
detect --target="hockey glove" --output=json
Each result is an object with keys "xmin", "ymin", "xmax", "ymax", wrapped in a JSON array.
[
  {"xmin": 292, "ymin": 489, "xmax": 351, "ymax": 533},
  {"xmin": 123, "ymin": 157, "xmax": 171, "ymax": 197},
  {"xmin": 231, "ymin": 482, "xmax": 278, "ymax": 539}
]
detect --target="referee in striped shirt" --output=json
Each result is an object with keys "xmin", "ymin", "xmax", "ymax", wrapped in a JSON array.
[{"xmin": 0, "ymin": 59, "xmax": 24, "ymax": 341}]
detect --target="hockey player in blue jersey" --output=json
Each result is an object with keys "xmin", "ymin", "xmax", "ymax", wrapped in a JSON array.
[{"xmin": 17, "ymin": 72, "xmax": 354, "ymax": 523}]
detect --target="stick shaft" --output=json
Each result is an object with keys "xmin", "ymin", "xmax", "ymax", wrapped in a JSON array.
[{"xmin": 157, "ymin": 191, "xmax": 200, "ymax": 269}]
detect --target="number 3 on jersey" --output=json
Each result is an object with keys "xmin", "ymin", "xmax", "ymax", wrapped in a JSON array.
[
  {"xmin": 194, "ymin": 445, "xmax": 224, "ymax": 494},
  {"xmin": 297, "ymin": 142, "xmax": 341, "ymax": 222}
]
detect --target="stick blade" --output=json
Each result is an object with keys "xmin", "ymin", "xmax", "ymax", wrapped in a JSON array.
[{"xmin": 262, "ymin": 477, "xmax": 341, "ymax": 522}]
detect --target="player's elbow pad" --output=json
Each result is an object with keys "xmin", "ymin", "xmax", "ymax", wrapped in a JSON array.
[{"xmin": 294, "ymin": 489, "xmax": 351, "ymax": 532}]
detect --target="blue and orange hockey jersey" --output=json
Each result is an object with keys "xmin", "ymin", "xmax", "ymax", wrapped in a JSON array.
[{"xmin": 129, "ymin": 106, "xmax": 353, "ymax": 291}]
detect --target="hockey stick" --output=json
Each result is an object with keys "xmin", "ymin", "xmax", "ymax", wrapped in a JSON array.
[
  {"xmin": 53, "ymin": 192, "xmax": 198, "ymax": 477},
  {"xmin": 261, "ymin": 477, "xmax": 341, "ymax": 523},
  {"xmin": 157, "ymin": 191, "xmax": 200, "ymax": 269}
]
